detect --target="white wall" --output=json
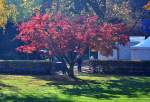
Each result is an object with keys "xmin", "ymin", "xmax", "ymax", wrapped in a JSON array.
[
  {"xmin": 131, "ymin": 48, "xmax": 150, "ymax": 61},
  {"xmin": 119, "ymin": 43, "xmax": 130, "ymax": 60}
]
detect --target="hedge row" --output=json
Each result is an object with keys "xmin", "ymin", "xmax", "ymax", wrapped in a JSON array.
[
  {"xmin": 90, "ymin": 60, "xmax": 150, "ymax": 76},
  {"xmin": 0, "ymin": 60, "xmax": 52, "ymax": 75}
]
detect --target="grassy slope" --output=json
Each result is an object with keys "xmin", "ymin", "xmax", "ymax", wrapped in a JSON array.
[{"xmin": 0, "ymin": 74, "xmax": 150, "ymax": 102}]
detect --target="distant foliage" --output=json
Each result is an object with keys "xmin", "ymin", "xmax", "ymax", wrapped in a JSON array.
[
  {"xmin": 4, "ymin": 0, "xmax": 148, "ymax": 25},
  {"xmin": 144, "ymin": 1, "xmax": 150, "ymax": 10},
  {"xmin": 0, "ymin": 0, "xmax": 16, "ymax": 27},
  {"xmin": 6, "ymin": 0, "xmax": 43, "ymax": 22}
]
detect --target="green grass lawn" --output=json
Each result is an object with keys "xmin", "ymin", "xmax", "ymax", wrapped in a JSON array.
[{"xmin": 0, "ymin": 74, "xmax": 150, "ymax": 102}]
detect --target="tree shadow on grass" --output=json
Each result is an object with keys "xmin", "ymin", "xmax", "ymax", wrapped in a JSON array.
[
  {"xmin": 0, "ymin": 83, "xmax": 14, "ymax": 89},
  {"xmin": 0, "ymin": 83, "xmax": 19, "ymax": 92},
  {"xmin": 0, "ymin": 94, "xmax": 73, "ymax": 102},
  {"xmin": 1, "ymin": 75, "xmax": 150, "ymax": 101},
  {"xmin": 0, "ymin": 78, "xmax": 74, "ymax": 102},
  {"xmin": 36, "ymin": 75, "xmax": 150, "ymax": 99}
]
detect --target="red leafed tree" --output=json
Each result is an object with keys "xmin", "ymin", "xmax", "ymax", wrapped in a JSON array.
[{"xmin": 16, "ymin": 11, "xmax": 128, "ymax": 78}]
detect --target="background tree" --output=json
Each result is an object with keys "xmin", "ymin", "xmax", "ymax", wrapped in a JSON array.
[
  {"xmin": 56, "ymin": 0, "xmax": 149, "ymax": 36},
  {"xmin": 0, "ymin": 0, "xmax": 16, "ymax": 28},
  {"xmin": 144, "ymin": 1, "xmax": 150, "ymax": 10},
  {"xmin": 6, "ymin": 0, "xmax": 43, "ymax": 22},
  {"xmin": 5, "ymin": 0, "xmax": 149, "ymax": 30}
]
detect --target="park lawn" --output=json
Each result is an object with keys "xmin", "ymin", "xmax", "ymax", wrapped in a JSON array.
[{"xmin": 0, "ymin": 74, "xmax": 150, "ymax": 102}]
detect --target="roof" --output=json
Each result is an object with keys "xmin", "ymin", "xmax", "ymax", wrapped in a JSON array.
[{"xmin": 132, "ymin": 37, "xmax": 150, "ymax": 48}]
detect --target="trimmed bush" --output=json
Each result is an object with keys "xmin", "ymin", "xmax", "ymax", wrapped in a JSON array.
[
  {"xmin": 0, "ymin": 60, "xmax": 52, "ymax": 75},
  {"xmin": 89, "ymin": 60, "xmax": 150, "ymax": 75}
]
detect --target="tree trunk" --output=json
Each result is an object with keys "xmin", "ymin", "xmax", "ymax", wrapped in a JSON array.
[
  {"xmin": 68, "ymin": 64, "xmax": 75, "ymax": 78},
  {"xmin": 56, "ymin": 0, "xmax": 61, "ymax": 12}
]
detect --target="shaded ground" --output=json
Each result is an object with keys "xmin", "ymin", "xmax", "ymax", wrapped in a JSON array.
[{"xmin": 0, "ymin": 74, "xmax": 150, "ymax": 102}]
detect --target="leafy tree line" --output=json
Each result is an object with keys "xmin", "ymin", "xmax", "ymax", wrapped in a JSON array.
[{"xmin": 0, "ymin": 0, "xmax": 148, "ymax": 24}]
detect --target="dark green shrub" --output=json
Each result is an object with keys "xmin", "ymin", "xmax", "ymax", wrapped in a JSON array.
[{"xmin": 90, "ymin": 60, "xmax": 150, "ymax": 76}]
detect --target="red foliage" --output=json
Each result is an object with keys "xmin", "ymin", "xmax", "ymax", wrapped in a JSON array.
[{"xmin": 16, "ymin": 12, "xmax": 129, "ymax": 57}]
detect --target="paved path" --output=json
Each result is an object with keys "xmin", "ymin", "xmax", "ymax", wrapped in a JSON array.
[
  {"xmin": 74, "ymin": 65, "xmax": 93, "ymax": 75},
  {"xmin": 56, "ymin": 65, "xmax": 93, "ymax": 75}
]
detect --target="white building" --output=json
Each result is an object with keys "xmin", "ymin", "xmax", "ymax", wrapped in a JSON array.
[
  {"xmin": 97, "ymin": 36, "xmax": 146, "ymax": 61},
  {"xmin": 131, "ymin": 37, "xmax": 150, "ymax": 61}
]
